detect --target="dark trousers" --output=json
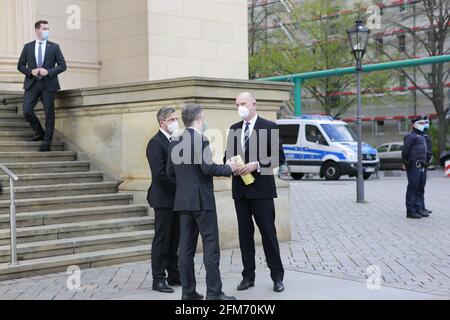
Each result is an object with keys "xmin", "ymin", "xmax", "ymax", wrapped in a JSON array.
[
  {"xmin": 418, "ymin": 168, "xmax": 427, "ymax": 210},
  {"xmin": 178, "ymin": 211, "xmax": 222, "ymax": 297},
  {"xmin": 22, "ymin": 79, "xmax": 55, "ymax": 145},
  {"xmin": 406, "ymin": 164, "xmax": 426, "ymax": 213},
  {"xmin": 234, "ymin": 198, "xmax": 284, "ymax": 282},
  {"xmin": 151, "ymin": 208, "xmax": 180, "ymax": 283}
]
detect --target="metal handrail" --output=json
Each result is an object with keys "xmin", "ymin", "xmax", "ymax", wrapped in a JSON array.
[{"xmin": 0, "ymin": 163, "xmax": 19, "ymax": 265}]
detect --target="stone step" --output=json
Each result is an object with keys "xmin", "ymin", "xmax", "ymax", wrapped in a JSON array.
[
  {"xmin": 0, "ymin": 230, "xmax": 154, "ymax": 263},
  {"xmin": 0, "ymin": 151, "xmax": 77, "ymax": 163},
  {"xmin": 0, "ymin": 105, "xmax": 18, "ymax": 115},
  {"xmin": 0, "ymin": 193, "xmax": 132, "ymax": 215},
  {"xmin": 1, "ymin": 161, "xmax": 90, "ymax": 175},
  {"xmin": 0, "ymin": 216, "xmax": 153, "ymax": 246},
  {"xmin": 0, "ymin": 141, "xmax": 64, "ymax": 152},
  {"xmin": 0, "ymin": 114, "xmax": 27, "ymax": 124},
  {"xmin": 0, "ymin": 132, "xmax": 34, "ymax": 141},
  {"xmin": 0, "ymin": 245, "xmax": 151, "ymax": 281},
  {"xmin": 0, "ymin": 181, "xmax": 116, "ymax": 201},
  {"xmin": 0, "ymin": 122, "xmax": 33, "ymax": 132},
  {"xmin": 0, "ymin": 204, "xmax": 149, "ymax": 229},
  {"xmin": 0, "ymin": 171, "xmax": 103, "ymax": 187}
]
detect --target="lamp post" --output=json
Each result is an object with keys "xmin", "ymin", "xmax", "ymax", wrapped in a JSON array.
[{"xmin": 347, "ymin": 20, "xmax": 370, "ymax": 203}]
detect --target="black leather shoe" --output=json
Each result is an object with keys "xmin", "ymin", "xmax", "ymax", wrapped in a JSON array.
[
  {"xmin": 27, "ymin": 135, "xmax": 44, "ymax": 142},
  {"xmin": 273, "ymin": 281, "xmax": 284, "ymax": 292},
  {"xmin": 152, "ymin": 281, "xmax": 174, "ymax": 293},
  {"xmin": 167, "ymin": 280, "xmax": 182, "ymax": 286},
  {"xmin": 38, "ymin": 144, "xmax": 51, "ymax": 152},
  {"xmin": 206, "ymin": 293, "xmax": 236, "ymax": 300},
  {"xmin": 423, "ymin": 208, "xmax": 432, "ymax": 214},
  {"xmin": 182, "ymin": 292, "xmax": 204, "ymax": 300},
  {"xmin": 418, "ymin": 210, "xmax": 430, "ymax": 217},
  {"xmin": 237, "ymin": 279, "xmax": 254, "ymax": 291},
  {"xmin": 406, "ymin": 212, "xmax": 422, "ymax": 219}
]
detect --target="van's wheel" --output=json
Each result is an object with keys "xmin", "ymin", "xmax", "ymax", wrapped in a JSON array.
[
  {"xmin": 323, "ymin": 162, "xmax": 340, "ymax": 180},
  {"xmin": 291, "ymin": 173, "xmax": 304, "ymax": 180},
  {"xmin": 363, "ymin": 173, "xmax": 372, "ymax": 180}
]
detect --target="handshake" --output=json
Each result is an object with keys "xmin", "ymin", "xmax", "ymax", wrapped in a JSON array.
[
  {"xmin": 31, "ymin": 68, "xmax": 49, "ymax": 77},
  {"xmin": 225, "ymin": 156, "xmax": 257, "ymax": 185}
]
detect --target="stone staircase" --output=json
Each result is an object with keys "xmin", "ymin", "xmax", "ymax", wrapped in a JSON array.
[{"xmin": 0, "ymin": 101, "xmax": 153, "ymax": 281}]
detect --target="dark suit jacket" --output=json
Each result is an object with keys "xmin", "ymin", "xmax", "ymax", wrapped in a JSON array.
[
  {"xmin": 146, "ymin": 130, "xmax": 176, "ymax": 209},
  {"xmin": 224, "ymin": 116, "xmax": 285, "ymax": 200},
  {"xmin": 17, "ymin": 40, "xmax": 67, "ymax": 92},
  {"xmin": 167, "ymin": 128, "xmax": 232, "ymax": 212}
]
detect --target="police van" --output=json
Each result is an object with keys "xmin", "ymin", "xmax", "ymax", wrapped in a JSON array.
[{"xmin": 277, "ymin": 115, "xmax": 379, "ymax": 180}]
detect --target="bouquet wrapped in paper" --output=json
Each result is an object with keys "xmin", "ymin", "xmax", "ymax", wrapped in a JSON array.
[{"xmin": 231, "ymin": 155, "xmax": 255, "ymax": 186}]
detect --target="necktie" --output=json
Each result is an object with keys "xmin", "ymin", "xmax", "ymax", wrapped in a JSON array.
[
  {"xmin": 37, "ymin": 42, "xmax": 43, "ymax": 80},
  {"xmin": 38, "ymin": 42, "xmax": 43, "ymax": 68},
  {"xmin": 244, "ymin": 122, "xmax": 250, "ymax": 163}
]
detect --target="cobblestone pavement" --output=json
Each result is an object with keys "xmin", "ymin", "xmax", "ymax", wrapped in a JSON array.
[{"xmin": 0, "ymin": 170, "xmax": 448, "ymax": 299}]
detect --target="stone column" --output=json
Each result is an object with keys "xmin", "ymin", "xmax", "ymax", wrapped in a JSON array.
[{"xmin": 0, "ymin": 0, "xmax": 35, "ymax": 91}]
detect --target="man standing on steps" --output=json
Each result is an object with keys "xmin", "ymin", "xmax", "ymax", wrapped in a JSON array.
[
  {"xmin": 17, "ymin": 20, "xmax": 67, "ymax": 152},
  {"xmin": 146, "ymin": 107, "xmax": 181, "ymax": 293}
]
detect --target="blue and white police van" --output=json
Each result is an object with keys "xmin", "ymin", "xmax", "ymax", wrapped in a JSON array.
[{"xmin": 277, "ymin": 115, "xmax": 379, "ymax": 180}]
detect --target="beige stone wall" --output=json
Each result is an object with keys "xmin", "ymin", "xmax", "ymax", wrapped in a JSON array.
[
  {"xmin": 98, "ymin": 0, "xmax": 149, "ymax": 85},
  {"xmin": 35, "ymin": 0, "xmax": 100, "ymax": 89},
  {"xmin": 1, "ymin": 0, "xmax": 249, "ymax": 91},
  {"xmin": 48, "ymin": 77, "xmax": 293, "ymax": 248},
  {"xmin": 147, "ymin": 0, "xmax": 248, "ymax": 80}
]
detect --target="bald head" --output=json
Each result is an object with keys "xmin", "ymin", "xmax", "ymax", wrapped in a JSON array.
[{"xmin": 235, "ymin": 92, "xmax": 257, "ymax": 121}]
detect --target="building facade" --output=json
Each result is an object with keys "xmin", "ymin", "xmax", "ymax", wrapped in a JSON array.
[{"xmin": 0, "ymin": 0, "xmax": 249, "ymax": 91}]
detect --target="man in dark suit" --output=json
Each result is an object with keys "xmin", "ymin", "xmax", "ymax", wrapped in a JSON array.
[
  {"xmin": 146, "ymin": 107, "xmax": 181, "ymax": 293},
  {"xmin": 167, "ymin": 104, "xmax": 239, "ymax": 300},
  {"xmin": 224, "ymin": 92, "xmax": 286, "ymax": 293},
  {"xmin": 17, "ymin": 20, "xmax": 67, "ymax": 152}
]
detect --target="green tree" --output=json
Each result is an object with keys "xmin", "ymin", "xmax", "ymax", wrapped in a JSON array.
[{"xmin": 250, "ymin": 0, "xmax": 391, "ymax": 118}]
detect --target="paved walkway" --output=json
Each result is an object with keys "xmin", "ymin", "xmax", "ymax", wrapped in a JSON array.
[{"xmin": 0, "ymin": 170, "xmax": 449, "ymax": 300}]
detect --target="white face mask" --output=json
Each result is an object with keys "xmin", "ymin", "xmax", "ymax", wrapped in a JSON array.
[
  {"xmin": 238, "ymin": 105, "xmax": 250, "ymax": 119},
  {"xmin": 414, "ymin": 123, "xmax": 424, "ymax": 132},
  {"xmin": 167, "ymin": 121, "xmax": 179, "ymax": 134}
]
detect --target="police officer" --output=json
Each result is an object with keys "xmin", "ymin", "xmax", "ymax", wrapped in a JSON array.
[
  {"xmin": 402, "ymin": 117, "xmax": 429, "ymax": 219},
  {"xmin": 419, "ymin": 115, "xmax": 433, "ymax": 215}
]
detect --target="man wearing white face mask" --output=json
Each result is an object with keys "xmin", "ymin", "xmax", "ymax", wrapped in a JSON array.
[
  {"xmin": 17, "ymin": 20, "xmax": 66, "ymax": 152},
  {"xmin": 402, "ymin": 117, "xmax": 430, "ymax": 219},
  {"xmin": 224, "ymin": 92, "xmax": 286, "ymax": 293},
  {"xmin": 146, "ymin": 107, "xmax": 181, "ymax": 293}
]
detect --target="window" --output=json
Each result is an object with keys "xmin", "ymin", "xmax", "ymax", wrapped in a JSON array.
[
  {"xmin": 320, "ymin": 124, "xmax": 356, "ymax": 143},
  {"xmin": 390, "ymin": 144, "xmax": 403, "ymax": 152},
  {"xmin": 278, "ymin": 124, "xmax": 299, "ymax": 144},
  {"xmin": 427, "ymin": 30, "xmax": 433, "ymax": 44},
  {"xmin": 399, "ymin": 119, "xmax": 411, "ymax": 133},
  {"xmin": 375, "ymin": 38, "xmax": 383, "ymax": 57},
  {"xmin": 305, "ymin": 125, "xmax": 328, "ymax": 145},
  {"xmin": 398, "ymin": 35, "xmax": 406, "ymax": 53},
  {"xmin": 377, "ymin": 145, "xmax": 389, "ymax": 153},
  {"xmin": 375, "ymin": 120, "xmax": 385, "ymax": 136},
  {"xmin": 399, "ymin": 75, "xmax": 407, "ymax": 88}
]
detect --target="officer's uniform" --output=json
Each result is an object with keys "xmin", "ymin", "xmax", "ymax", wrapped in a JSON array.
[
  {"xmin": 419, "ymin": 130, "xmax": 432, "ymax": 213},
  {"xmin": 402, "ymin": 120, "xmax": 429, "ymax": 218}
]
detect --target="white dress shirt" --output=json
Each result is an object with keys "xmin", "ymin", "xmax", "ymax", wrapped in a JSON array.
[
  {"xmin": 241, "ymin": 114, "xmax": 260, "ymax": 171},
  {"xmin": 35, "ymin": 39, "xmax": 47, "ymax": 67},
  {"xmin": 159, "ymin": 128, "xmax": 172, "ymax": 142},
  {"xmin": 241, "ymin": 114, "xmax": 258, "ymax": 151}
]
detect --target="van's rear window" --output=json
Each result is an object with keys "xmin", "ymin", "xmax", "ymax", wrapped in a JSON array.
[{"xmin": 279, "ymin": 124, "xmax": 300, "ymax": 144}]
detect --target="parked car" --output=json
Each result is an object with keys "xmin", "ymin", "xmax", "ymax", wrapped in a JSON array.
[
  {"xmin": 277, "ymin": 115, "xmax": 379, "ymax": 180},
  {"xmin": 376, "ymin": 142, "xmax": 404, "ymax": 170}
]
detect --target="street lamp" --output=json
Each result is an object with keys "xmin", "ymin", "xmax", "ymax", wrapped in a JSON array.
[{"xmin": 347, "ymin": 20, "xmax": 370, "ymax": 203}]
